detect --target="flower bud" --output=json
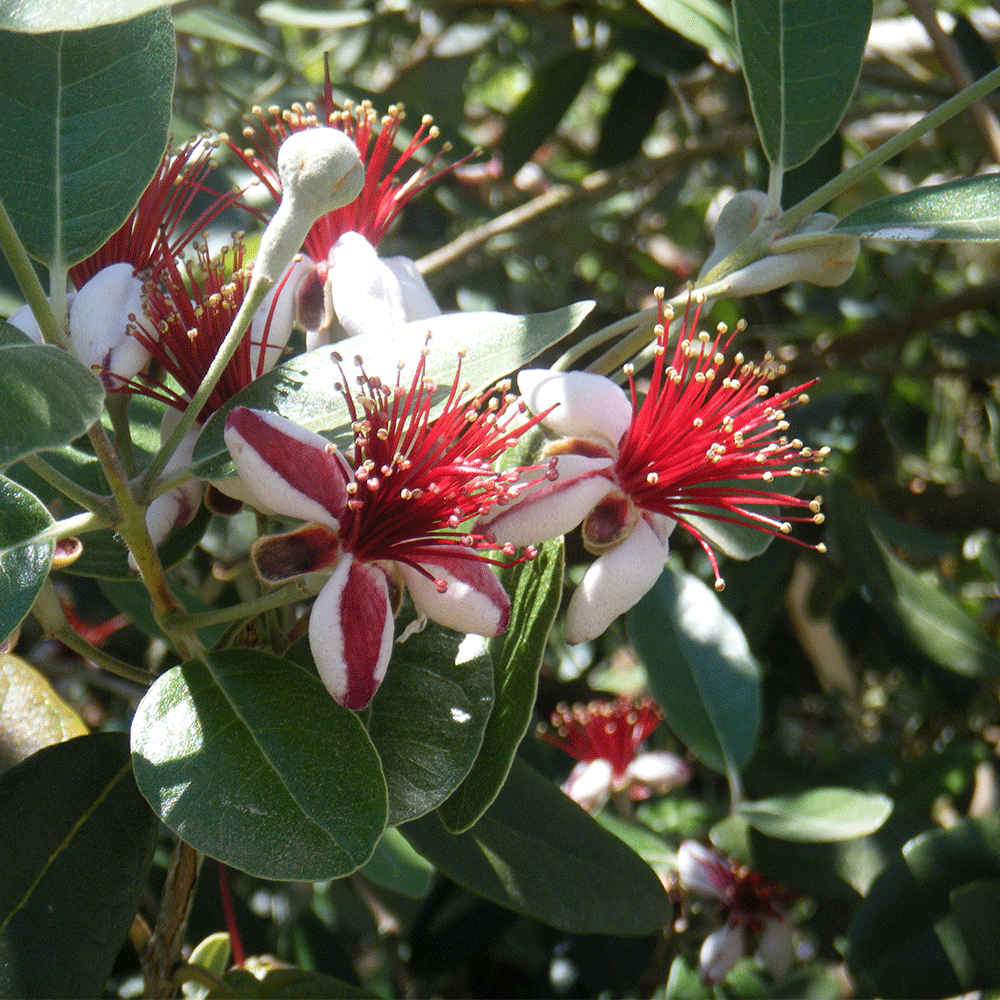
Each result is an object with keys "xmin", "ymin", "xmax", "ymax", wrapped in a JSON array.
[
  {"xmin": 699, "ymin": 190, "xmax": 768, "ymax": 279},
  {"xmin": 69, "ymin": 263, "xmax": 149, "ymax": 387},
  {"xmin": 7, "ymin": 293, "xmax": 76, "ymax": 345}
]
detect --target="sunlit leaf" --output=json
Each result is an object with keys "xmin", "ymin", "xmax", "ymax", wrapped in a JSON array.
[
  {"xmin": 835, "ymin": 175, "xmax": 1000, "ymax": 242},
  {"xmin": 629, "ymin": 565, "xmax": 761, "ymax": 774},
  {"xmin": 635, "ymin": 0, "xmax": 736, "ymax": 60},
  {"xmin": 0, "ymin": 476, "xmax": 54, "ymax": 646},
  {"xmin": 0, "ymin": 0, "xmax": 174, "ymax": 32},
  {"xmin": 0, "ymin": 11, "xmax": 175, "ymax": 266},
  {"xmin": 738, "ymin": 788, "xmax": 893, "ymax": 842},
  {"xmin": 360, "ymin": 828, "xmax": 435, "ymax": 900},
  {"xmin": 403, "ymin": 757, "xmax": 672, "ymax": 934},
  {"xmin": 0, "ymin": 653, "xmax": 87, "ymax": 775},
  {"xmin": 733, "ymin": 0, "xmax": 871, "ymax": 171},
  {"xmin": 131, "ymin": 650, "xmax": 387, "ymax": 880},
  {"xmin": 0, "ymin": 732, "xmax": 158, "ymax": 999}
]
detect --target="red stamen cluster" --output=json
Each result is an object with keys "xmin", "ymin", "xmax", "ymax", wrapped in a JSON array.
[
  {"xmin": 118, "ymin": 237, "xmax": 288, "ymax": 422},
  {"xmin": 540, "ymin": 697, "xmax": 663, "ymax": 779},
  {"xmin": 227, "ymin": 62, "xmax": 461, "ymax": 257},
  {"xmin": 618, "ymin": 293, "xmax": 828, "ymax": 587},
  {"xmin": 69, "ymin": 136, "xmax": 238, "ymax": 289},
  {"xmin": 330, "ymin": 346, "xmax": 553, "ymax": 583}
]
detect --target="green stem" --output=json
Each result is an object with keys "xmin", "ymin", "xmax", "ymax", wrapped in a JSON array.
[
  {"xmin": 21, "ymin": 451, "xmax": 116, "ymax": 519},
  {"xmin": 140, "ymin": 274, "xmax": 273, "ymax": 496},
  {"xmin": 166, "ymin": 580, "xmax": 316, "ymax": 631},
  {"xmin": 32, "ymin": 580, "xmax": 153, "ymax": 686},
  {"xmin": 106, "ymin": 393, "xmax": 138, "ymax": 478},
  {"xmin": 553, "ymin": 306, "xmax": 656, "ymax": 373},
  {"xmin": 0, "ymin": 194, "xmax": 69, "ymax": 349},
  {"xmin": 40, "ymin": 510, "xmax": 107, "ymax": 541}
]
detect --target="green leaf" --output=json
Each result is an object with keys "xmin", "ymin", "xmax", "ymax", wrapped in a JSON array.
[
  {"xmin": 0, "ymin": 333, "xmax": 104, "ymax": 468},
  {"xmin": 0, "ymin": 1, "xmax": 174, "ymax": 32},
  {"xmin": 733, "ymin": 0, "xmax": 871, "ymax": 171},
  {"xmin": 634, "ymin": 0, "xmax": 736, "ymax": 61},
  {"xmin": 360, "ymin": 827, "xmax": 435, "ymax": 900},
  {"xmin": 0, "ymin": 11, "xmax": 174, "ymax": 267},
  {"xmin": 438, "ymin": 499, "xmax": 563, "ymax": 830},
  {"xmin": 847, "ymin": 814, "xmax": 1000, "ymax": 998},
  {"xmin": 0, "ymin": 732, "xmax": 158, "ymax": 1000},
  {"xmin": 184, "ymin": 932, "xmax": 231, "ymax": 1000},
  {"xmin": 190, "ymin": 303, "xmax": 595, "ymax": 480},
  {"xmin": 207, "ymin": 967, "xmax": 374, "ymax": 999},
  {"xmin": 835, "ymin": 175, "xmax": 1000, "ymax": 242},
  {"xmin": 628, "ymin": 565, "xmax": 761, "ymax": 774},
  {"xmin": 0, "ymin": 653, "xmax": 87, "ymax": 775},
  {"xmin": 827, "ymin": 477, "xmax": 1000, "ymax": 679},
  {"xmin": 403, "ymin": 757, "xmax": 672, "ymax": 934},
  {"xmin": 738, "ymin": 787, "xmax": 893, "ymax": 842},
  {"xmin": 952, "ymin": 880, "xmax": 1000, "ymax": 988},
  {"xmin": 131, "ymin": 650, "xmax": 387, "ymax": 880},
  {"xmin": 367, "ymin": 629, "xmax": 493, "ymax": 826},
  {"xmin": 596, "ymin": 811, "xmax": 677, "ymax": 870},
  {"xmin": 0, "ymin": 476, "xmax": 54, "ymax": 646},
  {"xmin": 499, "ymin": 49, "xmax": 593, "ymax": 175}
]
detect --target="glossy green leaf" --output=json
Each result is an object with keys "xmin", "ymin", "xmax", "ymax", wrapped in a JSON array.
[
  {"xmin": 952, "ymin": 879, "xmax": 1000, "ymax": 988},
  {"xmin": 0, "ymin": 11, "xmax": 174, "ymax": 266},
  {"xmin": 367, "ymin": 629, "xmax": 493, "ymax": 826},
  {"xmin": 190, "ymin": 303, "xmax": 594, "ymax": 480},
  {"xmin": 439, "ymin": 533, "xmax": 564, "ymax": 832},
  {"xmin": 499, "ymin": 49, "xmax": 593, "ymax": 175},
  {"xmin": 628, "ymin": 565, "xmax": 761, "ymax": 774},
  {"xmin": 0, "ymin": 476, "xmax": 54, "ymax": 646},
  {"xmin": 207, "ymin": 968, "xmax": 373, "ymax": 999},
  {"xmin": 360, "ymin": 827, "xmax": 435, "ymax": 899},
  {"xmin": 597, "ymin": 812, "xmax": 677, "ymax": 870},
  {"xmin": 827, "ymin": 477, "xmax": 1000, "ymax": 679},
  {"xmin": 733, "ymin": 0, "xmax": 871, "ymax": 170},
  {"xmin": 131, "ymin": 650, "xmax": 387, "ymax": 880},
  {"xmin": 738, "ymin": 787, "xmax": 893, "ymax": 842},
  {"xmin": 0, "ymin": 732, "xmax": 158, "ymax": 1000},
  {"xmin": 847, "ymin": 814, "xmax": 1000, "ymax": 998},
  {"xmin": 184, "ymin": 933, "xmax": 231, "ymax": 1000},
  {"xmin": 0, "ymin": 332, "xmax": 104, "ymax": 468},
  {"xmin": 0, "ymin": 0, "xmax": 174, "ymax": 32},
  {"xmin": 635, "ymin": 0, "xmax": 736, "ymax": 60},
  {"xmin": 835, "ymin": 175, "xmax": 1000, "ymax": 242},
  {"xmin": 403, "ymin": 757, "xmax": 672, "ymax": 934},
  {"xmin": 0, "ymin": 653, "xmax": 87, "ymax": 775}
]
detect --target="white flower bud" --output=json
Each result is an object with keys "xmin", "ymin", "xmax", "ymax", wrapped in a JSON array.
[
  {"xmin": 69, "ymin": 263, "xmax": 149, "ymax": 386},
  {"xmin": 254, "ymin": 130, "xmax": 365, "ymax": 284},
  {"xmin": 699, "ymin": 922, "xmax": 745, "ymax": 986},
  {"xmin": 677, "ymin": 840, "xmax": 732, "ymax": 900}
]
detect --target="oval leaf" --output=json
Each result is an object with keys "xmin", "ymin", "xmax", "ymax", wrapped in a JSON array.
[
  {"xmin": 368, "ymin": 629, "xmax": 493, "ymax": 826},
  {"xmin": 827, "ymin": 477, "xmax": 1000, "ymax": 679},
  {"xmin": 628, "ymin": 565, "xmax": 761, "ymax": 774},
  {"xmin": 835, "ymin": 175, "xmax": 1000, "ymax": 242},
  {"xmin": 738, "ymin": 787, "xmax": 893, "ymax": 842},
  {"xmin": 360, "ymin": 827, "xmax": 435, "ymax": 900},
  {"xmin": 0, "ymin": 476, "xmax": 54, "ymax": 645},
  {"xmin": 0, "ymin": 1, "xmax": 174, "ymax": 32},
  {"xmin": 190, "ymin": 302, "xmax": 595, "ymax": 480},
  {"xmin": 0, "ymin": 732, "xmax": 158, "ymax": 1000},
  {"xmin": 0, "ymin": 11, "xmax": 174, "ymax": 266},
  {"xmin": 0, "ymin": 653, "xmax": 87, "ymax": 775},
  {"xmin": 403, "ymin": 757, "xmax": 672, "ymax": 935},
  {"xmin": 733, "ymin": 0, "xmax": 871, "ymax": 170},
  {"xmin": 635, "ymin": 0, "xmax": 736, "ymax": 60},
  {"xmin": 131, "ymin": 650, "xmax": 387, "ymax": 880},
  {"xmin": 0, "ymin": 333, "xmax": 104, "ymax": 468}
]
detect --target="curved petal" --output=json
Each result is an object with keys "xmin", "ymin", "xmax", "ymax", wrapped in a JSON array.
[
  {"xmin": 561, "ymin": 759, "xmax": 613, "ymax": 811},
  {"xmin": 478, "ymin": 454, "xmax": 615, "ymax": 546},
  {"xmin": 517, "ymin": 369, "xmax": 632, "ymax": 447},
  {"xmin": 310, "ymin": 556, "xmax": 394, "ymax": 710},
  {"xmin": 624, "ymin": 750, "xmax": 691, "ymax": 797},
  {"xmin": 224, "ymin": 407, "xmax": 349, "ymax": 527},
  {"xmin": 564, "ymin": 513, "xmax": 673, "ymax": 644},
  {"xmin": 676, "ymin": 840, "xmax": 734, "ymax": 901},
  {"xmin": 249, "ymin": 257, "xmax": 311, "ymax": 376},
  {"xmin": 699, "ymin": 922, "xmax": 745, "ymax": 987},
  {"xmin": 7, "ymin": 302, "xmax": 45, "ymax": 344},
  {"xmin": 757, "ymin": 917, "xmax": 794, "ymax": 981},
  {"xmin": 251, "ymin": 524, "xmax": 341, "ymax": 583},
  {"xmin": 327, "ymin": 231, "xmax": 409, "ymax": 340},
  {"xmin": 70, "ymin": 263, "xmax": 150, "ymax": 386},
  {"xmin": 383, "ymin": 255, "xmax": 441, "ymax": 323},
  {"xmin": 399, "ymin": 556, "xmax": 510, "ymax": 637}
]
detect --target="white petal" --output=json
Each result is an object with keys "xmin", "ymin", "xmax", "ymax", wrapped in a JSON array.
[
  {"xmin": 564, "ymin": 514, "xmax": 673, "ymax": 644},
  {"xmin": 561, "ymin": 759, "xmax": 613, "ymax": 811},
  {"xmin": 224, "ymin": 407, "xmax": 349, "ymax": 526},
  {"xmin": 382, "ymin": 255, "xmax": 441, "ymax": 322},
  {"xmin": 249, "ymin": 257, "xmax": 311, "ymax": 376},
  {"xmin": 309, "ymin": 555, "xmax": 395, "ymax": 710},
  {"xmin": 624, "ymin": 751, "xmax": 691, "ymax": 793},
  {"xmin": 399, "ymin": 557, "xmax": 510, "ymax": 636},
  {"xmin": 676, "ymin": 840, "xmax": 733, "ymax": 900},
  {"xmin": 6, "ymin": 302, "xmax": 45, "ymax": 343},
  {"xmin": 757, "ymin": 917, "xmax": 793, "ymax": 981},
  {"xmin": 69, "ymin": 263, "xmax": 150, "ymax": 383},
  {"xmin": 517, "ymin": 369, "xmax": 632, "ymax": 446},
  {"xmin": 327, "ymin": 231, "xmax": 410, "ymax": 340},
  {"xmin": 478, "ymin": 454, "xmax": 615, "ymax": 546},
  {"xmin": 699, "ymin": 922, "xmax": 745, "ymax": 987}
]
